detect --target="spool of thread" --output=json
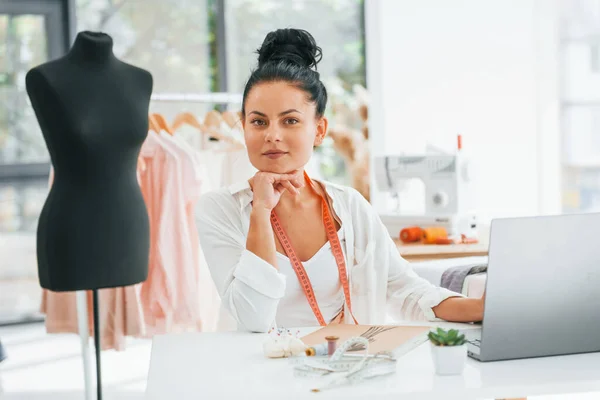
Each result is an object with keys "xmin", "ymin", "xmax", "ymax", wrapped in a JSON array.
[
  {"xmin": 325, "ymin": 336, "xmax": 339, "ymax": 356},
  {"xmin": 399, "ymin": 226, "xmax": 423, "ymax": 243},
  {"xmin": 422, "ymin": 227, "xmax": 448, "ymax": 244},
  {"xmin": 305, "ymin": 343, "xmax": 328, "ymax": 357}
]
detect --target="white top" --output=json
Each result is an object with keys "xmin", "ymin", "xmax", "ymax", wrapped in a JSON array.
[
  {"xmin": 275, "ymin": 228, "xmax": 345, "ymax": 328},
  {"xmin": 146, "ymin": 325, "xmax": 600, "ymax": 400},
  {"xmin": 196, "ymin": 179, "xmax": 463, "ymax": 332}
]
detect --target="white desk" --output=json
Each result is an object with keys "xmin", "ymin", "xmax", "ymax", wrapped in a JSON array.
[{"xmin": 145, "ymin": 323, "xmax": 600, "ymax": 400}]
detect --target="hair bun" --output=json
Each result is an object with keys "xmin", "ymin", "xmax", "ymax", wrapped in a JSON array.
[{"xmin": 257, "ymin": 29, "xmax": 322, "ymax": 70}]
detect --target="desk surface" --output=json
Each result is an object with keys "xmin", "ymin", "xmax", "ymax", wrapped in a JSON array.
[{"xmin": 145, "ymin": 322, "xmax": 600, "ymax": 400}]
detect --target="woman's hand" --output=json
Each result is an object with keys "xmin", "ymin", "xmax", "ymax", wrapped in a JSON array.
[
  {"xmin": 432, "ymin": 291, "xmax": 485, "ymax": 323},
  {"xmin": 478, "ymin": 291, "xmax": 486, "ymax": 320},
  {"xmin": 249, "ymin": 170, "xmax": 304, "ymax": 211}
]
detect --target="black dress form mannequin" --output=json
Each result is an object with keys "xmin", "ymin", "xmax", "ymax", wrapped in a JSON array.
[
  {"xmin": 26, "ymin": 31, "xmax": 153, "ymax": 400},
  {"xmin": 26, "ymin": 31, "xmax": 152, "ymax": 291}
]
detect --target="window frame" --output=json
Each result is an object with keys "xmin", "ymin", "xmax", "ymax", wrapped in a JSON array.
[{"xmin": 0, "ymin": 0, "xmax": 75, "ymax": 183}]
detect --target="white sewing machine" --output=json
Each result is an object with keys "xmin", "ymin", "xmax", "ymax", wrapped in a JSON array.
[{"xmin": 374, "ymin": 153, "xmax": 477, "ymax": 238}]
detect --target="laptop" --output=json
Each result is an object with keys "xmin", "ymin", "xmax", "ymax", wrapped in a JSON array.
[{"xmin": 467, "ymin": 213, "xmax": 600, "ymax": 362}]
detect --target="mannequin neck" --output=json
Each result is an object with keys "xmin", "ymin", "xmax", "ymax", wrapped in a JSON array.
[{"xmin": 68, "ymin": 31, "xmax": 115, "ymax": 65}]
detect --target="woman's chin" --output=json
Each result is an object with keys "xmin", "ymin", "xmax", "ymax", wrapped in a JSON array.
[
  {"xmin": 258, "ymin": 164, "xmax": 300, "ymax": 175},
  {"xmin": 259, "ymin": 167, "xmax": 290, "ymax": 174}
]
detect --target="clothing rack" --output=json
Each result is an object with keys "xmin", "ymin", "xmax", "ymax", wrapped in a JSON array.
[{"xmin": 150, "ymin": 92, "xmax": 242, "ymax": 104}]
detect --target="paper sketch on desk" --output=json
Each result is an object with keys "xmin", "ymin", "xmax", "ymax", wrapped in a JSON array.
[{"xmin": 301, "ymin": 325, "xmax": 430, "ymax": 355}]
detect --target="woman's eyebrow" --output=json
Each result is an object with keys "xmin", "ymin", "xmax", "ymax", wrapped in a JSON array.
[
  {"xmin": 248, "ymin": 109, "xmax": 302, "ymax": 117},
  {"xmin": 279, "ymin": 109, "xmax": 302, "ymax": 116},
  {"xmin": 248, "ymin": 111, "xmax": 267, "ymax": 117}
]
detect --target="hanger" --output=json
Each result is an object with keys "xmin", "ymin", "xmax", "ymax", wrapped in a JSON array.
[
  {"xmin": 150, "ymin": 113, "xmax": 174, "ymax": 135},
  {"xmin": 148, "ymin": 115, "xmax": 160, "ymax": 133},
  {"xmin": 171, "ymin": 111, "xmax": 243, "ymax": 151},
  {"xmin": 204, "ymin": 110, "xmax": 223, "ymax": 134},
  {"xmin": 172, "ymin": 112, "xmax": 208, "ymax": 133},
  {"xmin": 171, "ymin": 112, "xmax": 210, "ymax": 149},
  {"xmin": 221, "ymin": 110, "xmax": 241, "ymax": 130},
  {"xmin": 203, "ymin": 110, "xmax": 244, "ymax": 150}
]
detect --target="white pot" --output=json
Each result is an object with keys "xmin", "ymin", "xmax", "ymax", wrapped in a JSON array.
[{"xmin": 430, "ymin": 343, "xmax": 467, "ymax": 376}]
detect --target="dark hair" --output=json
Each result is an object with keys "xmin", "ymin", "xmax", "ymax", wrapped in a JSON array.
[{"xmin": 241, "ymin": 28, "xmax": 328, "ymax": 118}]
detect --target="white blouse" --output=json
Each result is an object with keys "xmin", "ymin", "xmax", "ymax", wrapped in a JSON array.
[
  {"xmin": 196, "ymin": 179, "xmax": 463, "ymax": 333},
  {"xmin": 275, "ymin": 228, "xmax": 345, "ymax": 328}
]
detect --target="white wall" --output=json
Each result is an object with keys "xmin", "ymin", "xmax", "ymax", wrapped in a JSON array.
[{"xmin": 366, "ymin": 0, "xmax": 561, "ymax": 221}]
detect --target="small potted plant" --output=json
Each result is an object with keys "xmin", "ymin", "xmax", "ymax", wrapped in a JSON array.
[{"xmin": 428, "ymin": 328, "xmax": 468, "ymax": 375}]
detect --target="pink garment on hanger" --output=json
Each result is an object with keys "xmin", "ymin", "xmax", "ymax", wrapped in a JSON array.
[
  {"xmin": 154, "ymin": 132, "xmax": 200, "ymax": 328},
  {"xmin": 168, "ymin": 134, "xmax": 220, "ymax": 332},
  {"xmin": 40, "ymin": 168, "xmax": 146, "ymax": 351},
  {"xmin": 138, "ymin": 132, "xmax": 206, "ymax": 334}
]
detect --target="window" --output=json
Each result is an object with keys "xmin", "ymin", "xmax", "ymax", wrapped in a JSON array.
[
  {"xmin": 560, "ymin": 0, "xmax": 600, "ymax": 213},
  {"xmin": 0, "ymin": 0, "xmax": 71, "ymax": 325},
  {"xmin": 0, "ymin": 14, "xmax": 49, "ymax": 165},
  {"xmin": 76, "ymin": 0, "xmax": 219, "ymax": 118},
  {"xmin": 224, "ymin": 0, "xmax": 366, "ymax": 93},
  {"xmin": 76, "ymin": 0, "xmax": 366, "ymax": 183}
]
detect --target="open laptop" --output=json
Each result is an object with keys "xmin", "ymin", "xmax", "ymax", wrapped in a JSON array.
[{"xmin": 467, "ymin": 213, "xmax": 600, "ymax": 362}]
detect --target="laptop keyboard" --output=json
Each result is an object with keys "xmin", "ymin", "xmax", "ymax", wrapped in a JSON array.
[{"xmin": 467, "ymin": 330, "xmax": 482, "ymax": 348}]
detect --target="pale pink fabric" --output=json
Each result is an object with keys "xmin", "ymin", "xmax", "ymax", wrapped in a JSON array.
[
  {"xmin": 138, "ymin": 132, "xmax": 214, "ymax": 335},
  {"xmin": 137, "ymin": 132, "xmax": 179, "ymax": 334},
  {"xmin": 168, "ymin": 135, "xmax": 220, "ymax": 332},
  {"xmin": 157, "ymin": 132, "xmax": 200, "ymax": 328},
  {"xmin": 40, "ymin": 287, "xmax": 145, "ymax": 351}
]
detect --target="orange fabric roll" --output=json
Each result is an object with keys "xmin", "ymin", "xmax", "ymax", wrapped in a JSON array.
[
  {"xmin": 422, "ymin": 227, "xmax": 448, "ymax": 244},
  {"xmin": 399, "ymin": 226, "xmax": 423, "ymax": 243}
]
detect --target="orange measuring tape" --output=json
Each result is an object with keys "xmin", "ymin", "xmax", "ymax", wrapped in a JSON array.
[{"xmin": 270, "ymin": 172, "xmax": 358, "ymax": 326}]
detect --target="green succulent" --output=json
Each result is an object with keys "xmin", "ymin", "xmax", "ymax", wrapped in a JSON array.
[{"xmin": 427, "ymin": 328, "xmax": 467, "ymax": 347}]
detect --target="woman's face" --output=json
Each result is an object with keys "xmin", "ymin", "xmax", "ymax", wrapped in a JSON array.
[{"xmin": 242, "ymin": 81, "xmax": 327, "ymax": 174}]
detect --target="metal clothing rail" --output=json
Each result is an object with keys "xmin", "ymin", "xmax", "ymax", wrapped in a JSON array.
[{"xmin": 150, "ymin": 92, "xmax": 242, "ymax": 104}]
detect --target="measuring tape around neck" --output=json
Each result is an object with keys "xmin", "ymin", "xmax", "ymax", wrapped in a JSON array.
[{"xmin": 270, "ymin": 172, "xmax": 358, "ymax": 326}]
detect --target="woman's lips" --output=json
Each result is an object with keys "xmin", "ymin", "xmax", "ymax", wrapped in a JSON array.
[{"xmin": 263, "ymin": 151, "xmax": 288, "ymax": 159}]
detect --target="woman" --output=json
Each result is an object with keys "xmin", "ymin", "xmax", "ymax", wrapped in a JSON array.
[{"xmin": 197, "ymin": 28, "xmax": 484, "ymax": 332}]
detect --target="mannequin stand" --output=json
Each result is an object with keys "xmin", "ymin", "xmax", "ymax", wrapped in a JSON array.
[
  {"xmin": 92, "ymin": 289, "xmax": 102, "ymax": 400},
  {"xmin": 76, "ymin": 291, "xmax": 93, "ymax": 400}
]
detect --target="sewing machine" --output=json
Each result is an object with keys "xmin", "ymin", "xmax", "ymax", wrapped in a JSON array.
[{"xmin": 373, "ymin": 153, "xmax": 477, "ymax": 238}]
